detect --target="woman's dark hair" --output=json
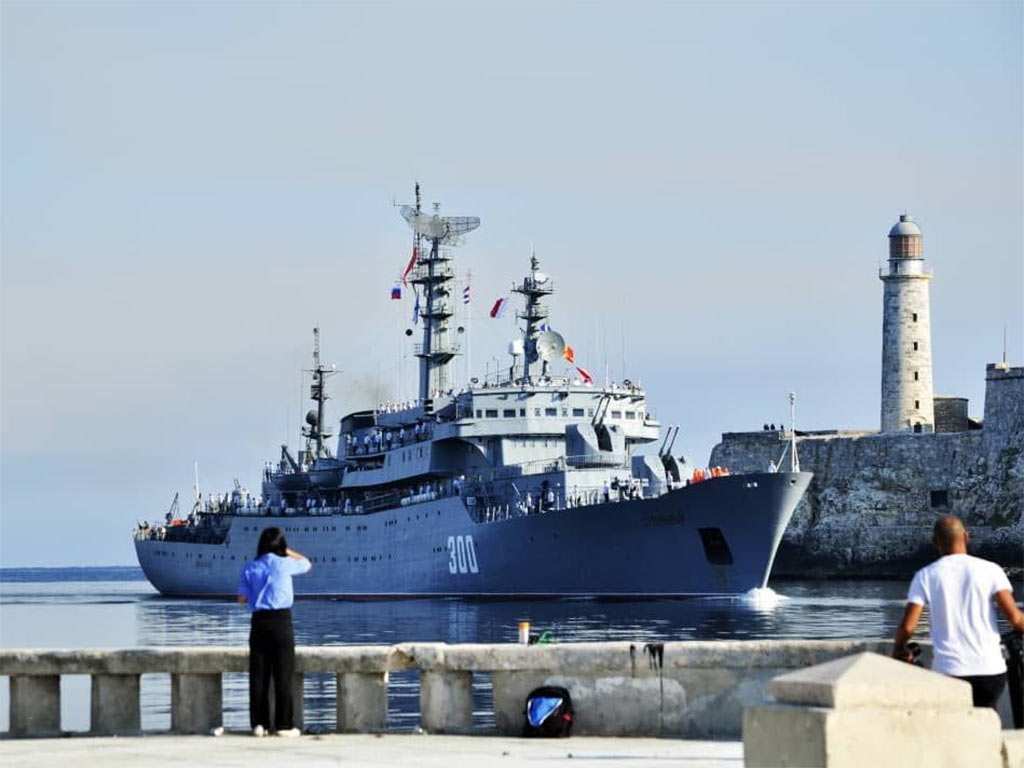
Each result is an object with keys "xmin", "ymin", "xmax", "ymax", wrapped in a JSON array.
[{"xmin": 256, "ymin": 527, "xmax": 287, "ymax": 558}]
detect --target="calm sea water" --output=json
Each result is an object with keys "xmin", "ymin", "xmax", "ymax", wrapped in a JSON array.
[{"xmin": 0, "ymin": 568, "xmax": 915, "ymax": 733}]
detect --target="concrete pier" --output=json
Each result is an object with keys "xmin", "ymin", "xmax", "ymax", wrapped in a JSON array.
[
  {"xmin": 336, "ymin": 671, "xmax": 388, "ymax": 732},
  {"xmin": 0, "ymin": 640, "xmax": 1015, "ymax": 741},
  {"xmin": 90, "ymin": 674, "xmax": 140, "ymax": 735},
  {"xmin": 9, "ymin": 676, "xmax": 60, "ymax": 737},
  {"xmin": 170, "ymin": 673, "xmax": 221, "ymax": 734}
]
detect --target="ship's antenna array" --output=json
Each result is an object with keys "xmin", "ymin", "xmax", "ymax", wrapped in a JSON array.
[
  {"xmin": 513, "ymin": 249, "xmax": 560, "ymax": 382},
  {"xmin": 303, "ymin": 327, "xmax": 336, "ymax": 459},
  {"xmin": 399, "ymin": 185, "xmax": 480, "ymax": 404}
]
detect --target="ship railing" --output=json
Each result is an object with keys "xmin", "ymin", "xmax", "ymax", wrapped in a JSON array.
[
  {"xmin": 469, "ymin": 453, "xmax": 628, "ymax": 482},
  {"xmin": 409, "ymin": 262, "xmax": 455, "ymax": 282},
  {"xmin": 465, "ymin": 480, "xmax": 643, "ymax": 524},
  {"xmin": 413, "ymin": 342, "xmax": 461, "ymax": 357}
]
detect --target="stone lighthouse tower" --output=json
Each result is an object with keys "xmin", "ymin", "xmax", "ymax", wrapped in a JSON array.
[{"xmin": 880, "ymin": 214, "xmax": 935, "ymax": 433}]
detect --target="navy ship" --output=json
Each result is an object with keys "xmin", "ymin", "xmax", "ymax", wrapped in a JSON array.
[{"xmin": 134, "ymin": 186, "xmax": 810, "ymax": 597}]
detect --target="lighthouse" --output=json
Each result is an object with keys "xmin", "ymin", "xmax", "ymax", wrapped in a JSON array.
[{"xmin": 880, "ymin": 214, "xmax": 935, "ymax": 433}]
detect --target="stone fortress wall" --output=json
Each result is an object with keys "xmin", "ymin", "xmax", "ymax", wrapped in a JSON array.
[
  {"xmin": 708, "ymin": 213, "xmax": 1021, "ymax": 577},
  {"xmin": 710, "ymin": 364, "xmax": 1023, "ymax": 577}
]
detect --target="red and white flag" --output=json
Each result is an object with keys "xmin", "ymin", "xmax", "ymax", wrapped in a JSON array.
[
  {"xmin": 489, "ymin": 297, "xmax": 509, "ymax": 319},
  {"xmin": 401, "ymin": 246, "xmax": 419, "ymax": 284},
  {"xmin": 574, "ymin": 365, "xmax": 593, "ymax": 384}
]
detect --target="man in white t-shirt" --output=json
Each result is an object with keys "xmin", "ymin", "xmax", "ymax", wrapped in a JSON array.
[{"xmin": 893, "ymin": 516, "xmax": 1024, "ymax": 709}]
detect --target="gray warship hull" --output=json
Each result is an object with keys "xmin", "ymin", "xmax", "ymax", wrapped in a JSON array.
[{"xmin": 136, "ymin": 471, "xmax": 809, "ymax": 598}]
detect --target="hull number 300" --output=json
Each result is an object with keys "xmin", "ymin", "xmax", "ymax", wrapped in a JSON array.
[{"xmin": 447, "ymin": 535, "xmax": 479, "ymax": 574}]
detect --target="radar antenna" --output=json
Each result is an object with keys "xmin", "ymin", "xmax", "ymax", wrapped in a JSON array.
[
  {"xmin": 303, "ymin": 327, "xmax": 336, "ymax": 459},
  {"xmin": 513, "ymin": 249, "xmax": 556, "ymax": 381},
  {"xmin": 399, "ymin": 184, "xmax": 480, "ymax": 403}
]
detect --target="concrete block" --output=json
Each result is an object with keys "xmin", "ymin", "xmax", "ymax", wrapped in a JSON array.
[
  {"xmin": 492, "ymin": 670, "xmax": 550, "ymax": 735},
  {"xmin": 9, "ymin": 675, "xmax": 61, "ymax": 736},
  {"xmin": 492, "ymin": 666, "xmax": 776, "ymax": 739},
  {"xmin": 420, "ymin": 670, "xmax": 473, "ymax": 733},
  {"xmin": 293, "ymin": 673, "xmax": 304, "ymax": 729},
  {"xmin": 746, "ymin": 652, "xmax": 1005, "ymax": 768},
  {"xmin": 744, "ymin": 705, "xmax": 828, "ymax": 767},
  {"xmin": 769, "ymin": 651, "xmax": 972, "ymax": 710},
  {"xmin": 170, "ymin": 673, "xmax": 221, "ymax": 733},
  {"xmin": 1004, "ymin": 730, "xmax": 1024, "ymax": 768},
  {"xmin": 745, "ymin": 704, "xmax": 1002, "ymax": 768},
  {"xmin": 336, "ymin": 671, "xmax": 388, "ymax": 732},
  {"xmin": 90, "ymin": 674, "xmax": 140, "ymax": 735}
]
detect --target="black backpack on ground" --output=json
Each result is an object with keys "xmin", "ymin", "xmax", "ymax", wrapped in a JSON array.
[{"xmin": 522, "ymin": 685, "xmax": 574, "ymax": 737}]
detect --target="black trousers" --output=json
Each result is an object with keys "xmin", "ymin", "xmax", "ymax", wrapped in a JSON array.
[
  {"xmin": 955, "ymin": 672, "xmax": 1007, "ymax": 710},
  {"xmin": 249, "ymin": 609, "xmax": 296, "ymax": 731}
]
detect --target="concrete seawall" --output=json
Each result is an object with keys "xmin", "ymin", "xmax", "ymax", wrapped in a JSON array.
[{"xmin": 3, "ymin": 640, "xmax": 899, "ymax": 739}]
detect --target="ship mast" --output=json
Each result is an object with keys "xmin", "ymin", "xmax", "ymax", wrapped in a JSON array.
[
  {"xmin": 514, "ymin": 249, "xmax": 555, "ymax": 381},
  {"xmin": 399, "ymin": 185, "xmax": 480, "ymax": 405},
  {"xmin": 303, "ymin": 327, "xmax": 335, "ymax": 459}
]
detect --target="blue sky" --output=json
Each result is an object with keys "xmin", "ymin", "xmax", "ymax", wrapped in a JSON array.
[{"xmin": 1, "ymin": 1, "xmax": 1021, "ymax": 566}]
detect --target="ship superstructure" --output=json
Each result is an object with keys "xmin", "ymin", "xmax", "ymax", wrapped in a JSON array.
[{"xmin": 135, "ymin": 186, "xmax": 810, "ymax": 597}]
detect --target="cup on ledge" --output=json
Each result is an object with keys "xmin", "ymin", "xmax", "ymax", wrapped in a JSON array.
[{"xmin": 518, "ymin": 620, "xmax": 531, "ymax": 645}]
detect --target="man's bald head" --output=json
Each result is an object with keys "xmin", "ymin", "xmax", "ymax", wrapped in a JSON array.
[{"xmin": 933, "ymin": 516, "xmax": 968, "ymax": 554}]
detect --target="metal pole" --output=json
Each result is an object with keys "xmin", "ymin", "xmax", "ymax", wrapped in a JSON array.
[{"xmin": 789, "ymin": 392, "xmax": 800, "ymax": 472}]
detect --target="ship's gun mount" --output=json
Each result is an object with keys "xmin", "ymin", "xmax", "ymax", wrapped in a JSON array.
[
  {"xmin": 658, "ymin": 425, "xmax": 686, "ymax": 486},
  {"xmin": 566, "ymin": 423, "xmax": 625, "ymax": 465}
]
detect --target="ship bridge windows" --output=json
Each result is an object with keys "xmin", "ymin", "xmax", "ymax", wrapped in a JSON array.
[
  {"xmin": 572, "ymin": 408, "xmax": 585, "ymax": 417},
  {"xmin": 476, "ymin": 410, "xmax": 482, "ymax": 418},
  {"xmin": 534, "ymin": 408, "xmax": 541, "ymax": 417},
  {"xmin": 519, "ymin": 408, "xmax": 526, "ymax": 417},
  {"xmin": 611, "ymin": 410, "xmax": 622, "ymax": 419},
  {"xmin": 485, "ymin": 409, "xmax": 499, "ymax": 418},
  {"xmin": 503, "ymin": 409, "xmax": 516, "ymax": 418},
  {"xmin": 545, "ymin": 407, "xmax": 557, "ymax": 416},
  {"xmin": 625, "ymin": 411, "xmax": 636, "ymax": 420}
]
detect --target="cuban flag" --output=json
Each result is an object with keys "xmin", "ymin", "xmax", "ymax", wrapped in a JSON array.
[
  {"xmin": 489, "ymin": 297, "xmax": 509, "ymax": 319},
  {"xmin": 462, "ymin": 284, "xmax": 471, "ymax": 305},
  {"xmin": 391, "ymin": 283, "xmax": 402, "ymax": 300}
]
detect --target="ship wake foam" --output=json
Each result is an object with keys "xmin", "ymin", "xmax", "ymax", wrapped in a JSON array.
[{"xmin": 740, "ymin": 586, "xmax": 787, "ymax": 609}]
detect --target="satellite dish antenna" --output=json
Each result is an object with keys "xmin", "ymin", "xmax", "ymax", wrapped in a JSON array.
[
  {"xmin": 400, "ymin": 206, "xmax": 480, "ymax": 245},
  {"xmin": 536, "ymin": 331, "xmax": 566, "ymax": 362}
]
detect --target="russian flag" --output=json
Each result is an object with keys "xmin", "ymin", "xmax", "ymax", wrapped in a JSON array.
[
  {"xmin": 391, "ymin": 283, "xmax": 402, "ymax": 300},
  {"xmin": 489, "ymin": 297, "xmax": 509, "ymax": 319}
]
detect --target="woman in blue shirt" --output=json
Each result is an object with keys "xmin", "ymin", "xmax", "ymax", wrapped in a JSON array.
[{"xmin": 238, "ymin": 527, "xmax": 311, "ymax": 737}]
